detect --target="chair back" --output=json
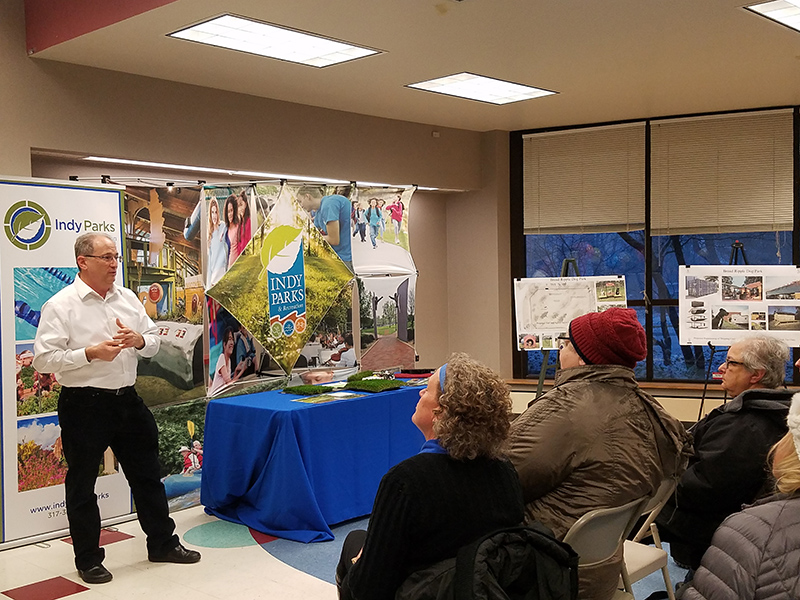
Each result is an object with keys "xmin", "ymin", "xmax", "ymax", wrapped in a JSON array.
[
  {"xmin": 562, "ymin": 496, "xmax": 650, "ymax": 567},
  {"xmin": 630, "ymin": 478, "xmax": 676, "ymax": 543}
]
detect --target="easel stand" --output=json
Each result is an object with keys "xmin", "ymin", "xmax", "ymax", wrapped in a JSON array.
[
  {"xmin": 696, "ymin": 241, "xmax": 743, "ymax": 419},
  {"xmin": 729, "ymin": 240, "xmax": 749, "ymax": 266},
  {"xmin": 533, "ymin": 259, "xmax": 579, "ymax": 403}
]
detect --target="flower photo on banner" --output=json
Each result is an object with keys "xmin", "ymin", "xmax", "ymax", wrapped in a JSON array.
[{"xmin": 206, "ymin": 185, "xmax": 353, "ymax": 376}]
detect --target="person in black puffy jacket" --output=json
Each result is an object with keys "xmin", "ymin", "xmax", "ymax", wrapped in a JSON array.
[
  {"xmin": 656, "ymin": 335, "xmax": 792, "ymax": 570},
  {"xmin": 678, "ymin": 392, "xmax": 800, "ymax": 600}
]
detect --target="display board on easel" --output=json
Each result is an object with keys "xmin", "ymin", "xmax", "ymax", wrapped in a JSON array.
[
  {"xmin": 678, "ymin": 264, "xmax": 800, "ymax": 347},
  {"xmin": 514, "ymin": 274, "xmax": 627, "ymax": 350}
]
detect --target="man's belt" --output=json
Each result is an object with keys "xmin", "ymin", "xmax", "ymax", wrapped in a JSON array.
[{"xmin": 64, "ymin": 385, "xmax": 135, "ymax": 396}]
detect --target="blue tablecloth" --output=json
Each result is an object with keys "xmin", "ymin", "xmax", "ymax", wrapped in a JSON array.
[{"xmin": 200, "ymin": 386, "xmax": 424, "ymax": 542}]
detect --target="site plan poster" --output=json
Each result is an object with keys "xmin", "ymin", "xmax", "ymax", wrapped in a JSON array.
[
  {"xmin": 514, "ymin": 276, "xmax": 627, "ymax": 351},
  {"xmin": 679, "ymin": 265, "xmax": 800, "ymax": 347}
]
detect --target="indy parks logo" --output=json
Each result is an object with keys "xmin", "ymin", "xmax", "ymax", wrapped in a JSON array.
[{"xmin": 4, "ymin": 200, "xmax": 52, "ymax": 250}]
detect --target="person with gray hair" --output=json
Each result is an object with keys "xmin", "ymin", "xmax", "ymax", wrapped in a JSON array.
[
  {"xmin": 656, "ymin": 334, "xmax": 793, "ymax": 574},
  {"xmin": 33, "ymin": 232, "xmax": 201, "ymax": 585}
]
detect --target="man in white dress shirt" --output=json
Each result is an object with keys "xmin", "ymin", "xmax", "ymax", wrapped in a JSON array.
[{"xmin": 33, "ymin": 233, "xmax": 200, "ymax": 585}]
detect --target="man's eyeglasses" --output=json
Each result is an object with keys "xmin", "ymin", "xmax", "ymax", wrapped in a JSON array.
[
  {"xmin": 721, "ymin": 358, "xmax": 746, "ymax": 369},
  {"xmin": 84, "ymin": 254, "xmax": 122, "ymax": 263}
]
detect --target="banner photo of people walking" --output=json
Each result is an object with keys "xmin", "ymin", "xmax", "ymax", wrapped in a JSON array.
[
  {"xmin": 206, "ymin": 183, "xmax": 353, "ymax": 381},
  {"xmin": 0, "ymin": 177, "xmax": 132, "ymax": 545},
  {"xmin": 351, "ymin": 187, "xmax": 416, "ymax": 276}
]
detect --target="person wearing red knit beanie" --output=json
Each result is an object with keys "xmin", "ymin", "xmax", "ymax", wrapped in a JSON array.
[
  {"xmin": 508, "ymin": 308, "xmax": 690, "ymax": 600},
  {"xmin": 567, "ymin": 307, "xmax": 647, "ymax": 369}
]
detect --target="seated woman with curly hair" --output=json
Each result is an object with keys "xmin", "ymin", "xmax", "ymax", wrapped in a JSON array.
[{"xmin": 336, "ymin": 353, "xmax": 524, "ymax": 600}]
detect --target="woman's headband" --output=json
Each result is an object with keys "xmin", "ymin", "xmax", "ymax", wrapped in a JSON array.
[{"xmin": 438, "ymin": 363, "xmax": 447, "ymax": 394}]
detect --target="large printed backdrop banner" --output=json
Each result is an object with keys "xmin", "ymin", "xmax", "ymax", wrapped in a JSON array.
[
  {"xmin": 206, "ymin": 184, "xmax": 353, "ymax": 381},
  {"xmin": 0, "ymin": 177, "xmax": 131, "ymax": 544},
  {"xmin": 122, "ymin": 185, "xmax": 209, "ymax": 513},
  {"xmin": 202, "ymin": 182, "xmax": 418, "ymax": 390},
  {"xmin": 352, "ymin": 186, "xmax": 417, "ymax": 369}
]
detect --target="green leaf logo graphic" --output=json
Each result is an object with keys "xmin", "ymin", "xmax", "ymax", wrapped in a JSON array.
[
  {"xmin": 259, "ymin": 225, "xmax": 302, "ymax": 279},
  {"xmin": 13, "ymin": 213, "xmax": 43, "ymax": 236}
]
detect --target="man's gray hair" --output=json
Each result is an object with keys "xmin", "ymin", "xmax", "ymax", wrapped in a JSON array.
[
  {"xmin": 74, "ymin": 233, "xmax": 114, "ymax": 267},
  {"xmin": 739, "ymin": 335, "xmax": 790, "ymax": 389}
]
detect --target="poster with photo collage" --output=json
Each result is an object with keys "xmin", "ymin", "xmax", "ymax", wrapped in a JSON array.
[{"xmin": 679, "ymin": 265, "xmax": 800, "ymax": 346}]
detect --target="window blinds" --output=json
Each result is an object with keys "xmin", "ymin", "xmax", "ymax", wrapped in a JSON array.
[
  {"xmin": 650, "ymin": 110, "xmax": 793, "ymax": 235},
  {"xmin": 522, "ymin": 123, "xmax": 646, "ymax": 234}
]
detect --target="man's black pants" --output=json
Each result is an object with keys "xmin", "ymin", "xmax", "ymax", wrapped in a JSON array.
[{"xmin": 59, "ymin": 386, "xmax": 178, "ymax": 570}]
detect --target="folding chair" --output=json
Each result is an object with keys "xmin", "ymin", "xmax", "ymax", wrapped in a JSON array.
[
  {"xmin": 563, "ymin": 495, "xmax": 651, "ymax": 600},
  {"xmin": 621, "ymin": 479, "xmax": 678, "ymax": 600}
]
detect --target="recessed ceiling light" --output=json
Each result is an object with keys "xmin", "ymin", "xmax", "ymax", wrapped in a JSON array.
[
  {"xmin": 168, "ymin": 14, "xmax": 380, "ymax": 67},
  {"xmin": 746, "ymin": 1, "xmax": 800, "ymax": 33},
  {"xmin": 407, "ymin": 72, "xmax": 556, "ymax": 105}
]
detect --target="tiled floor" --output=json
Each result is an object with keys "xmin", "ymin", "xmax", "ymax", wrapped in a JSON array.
[
  {"xmin": 0, "ymin": 507, "xmax": 336, "ymax": 600},
  {"xmin": 0, "ymin": 505, "xmax": 684, "ymax": 600}
]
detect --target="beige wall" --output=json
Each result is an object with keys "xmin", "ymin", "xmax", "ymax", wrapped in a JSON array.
[
  {"xmin": 1, "ymin": 1, "xmax": 514, "ymax": 374},
  {"xmin": 446, "ymin": 132, "xmax": 513, "ymax": 376}
]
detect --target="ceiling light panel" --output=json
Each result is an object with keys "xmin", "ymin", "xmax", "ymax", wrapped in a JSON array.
[
  {"xmin": 169, "ymin": 14, "xmax": 380, "ymax": 67},
  {"xmin": 407, "ymin": 72, "xmax": 556, "ymax": 105},
  {"xmin": 746, "ymin": 1, "xmax": 800, "ymax": 33}
]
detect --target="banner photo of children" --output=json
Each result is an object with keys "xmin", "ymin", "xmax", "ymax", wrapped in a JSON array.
[
  {"xmin": 151, "ymin": 399, "xmax": 207, "ymax": 510},
  {"xmin": 358, "ymin": 274, "xmax": 417, "ymax": 370},
  {"xmin": 350, "ymin": 186, "xmax": 416, "ymax": 276}
]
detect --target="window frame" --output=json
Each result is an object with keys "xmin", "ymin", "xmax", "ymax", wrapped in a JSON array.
[{"xmin": 510, "ymin": 106, "xmax": 800, "ymax": 382}]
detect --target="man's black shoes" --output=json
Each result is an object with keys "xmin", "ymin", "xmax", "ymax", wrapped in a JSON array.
[
  {"xmin": 148, "ymin": 543, "xmax": 201, "ymax": 564},
  {"xmin": 77, "ymin": 545, "xmax": 199, "ymax": 583},
  {"xmin": 78, "ymin": 564, "xmax": 113, "ymax": 584}
]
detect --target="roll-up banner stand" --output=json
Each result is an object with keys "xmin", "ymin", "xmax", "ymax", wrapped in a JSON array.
[{"xmin": 0, "ymin": 176, "xmax": 131, "ymax": 547}]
